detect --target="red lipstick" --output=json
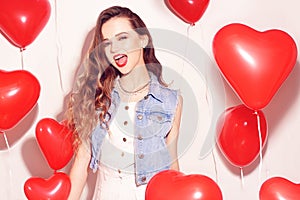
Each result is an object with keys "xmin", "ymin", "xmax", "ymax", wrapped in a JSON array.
[{"xmin": 113, "ymin": 54, "xmax": 128, "ymax": 67}]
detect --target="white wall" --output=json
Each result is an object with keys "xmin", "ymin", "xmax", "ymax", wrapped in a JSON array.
[{"xmin": 1, "ymin": 0, "xmax": 300, "ymax": 199}]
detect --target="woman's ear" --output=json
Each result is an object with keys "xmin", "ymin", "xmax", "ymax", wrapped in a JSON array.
[{"xmin": 140, "ymin": 35, "xmax": 149, "ymax": 48}]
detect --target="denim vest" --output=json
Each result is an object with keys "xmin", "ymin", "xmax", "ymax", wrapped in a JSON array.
[{"xmin": 90, "ymin": 73, "xmax": 179, "ymax": 186}]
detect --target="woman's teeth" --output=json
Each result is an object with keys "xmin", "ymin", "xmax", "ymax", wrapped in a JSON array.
[{"xmin": 114, "ymin": 54, "xmax": 128, "ymax": 67}]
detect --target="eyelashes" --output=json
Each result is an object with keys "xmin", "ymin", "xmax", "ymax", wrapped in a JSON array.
[{"xmin": 102, "ymin": 34, "xmax": 129, "ymax": 48}]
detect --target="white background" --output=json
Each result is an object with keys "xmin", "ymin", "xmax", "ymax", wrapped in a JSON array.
[{"xmin": 1, "ymin": 0, "xmax": 300, "ymax": 199}]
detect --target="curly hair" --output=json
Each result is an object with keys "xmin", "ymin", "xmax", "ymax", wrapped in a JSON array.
[{"xmin": 65, "ymin": 6, "xmax": 166, "ymax": 150}]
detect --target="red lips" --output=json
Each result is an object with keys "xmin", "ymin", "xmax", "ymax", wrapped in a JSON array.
[{"xmin": 113, "ymin": 54, "xmax": 128, "ymax": 67}]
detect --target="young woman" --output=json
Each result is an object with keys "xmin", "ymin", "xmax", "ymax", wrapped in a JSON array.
[{"xmin": 66, "ymin": 6, "xmax": 183, "ymax": 200}]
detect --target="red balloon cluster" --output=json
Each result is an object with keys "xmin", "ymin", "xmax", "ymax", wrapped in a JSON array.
[
  {"xmin": 0, "ymin": 1, "xmax": 71, "ymax": 199},
  {"xmin": 212, "ymin": 23, "xmax": 297, "ymax": 172},
  {"xmin": 24, "ymin": 118, "xmax": 74, "ymax": 200},
  {"xmin": 0, "ymin": 70, "xmax": 72, "ymax": 199},
  {"xmin": 0, "ymin": 0, "xmax": 51, "ymax": 49},
  {"xmin": 146, "ymin": 170, "xmax": 223, "ymax": 200}
]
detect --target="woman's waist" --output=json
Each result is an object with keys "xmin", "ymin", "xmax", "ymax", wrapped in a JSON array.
[{"xmin": 98, "ymin": 162, "xmax": 135, "ymax": 179}]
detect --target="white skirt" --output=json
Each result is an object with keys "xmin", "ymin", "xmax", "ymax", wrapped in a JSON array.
[{"xmin": 92, "ymin": 164, "xmax": 147, "ymax": 200}]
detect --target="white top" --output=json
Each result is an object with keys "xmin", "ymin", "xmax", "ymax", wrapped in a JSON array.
[{"xmin": 99, "ymin": 101, "xmax": 137, "ymax": 174}]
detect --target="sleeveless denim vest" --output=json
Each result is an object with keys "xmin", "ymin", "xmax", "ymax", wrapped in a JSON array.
[{"xmin": 90, "ymin": 73, "xmax": 179, "ymax": 186}]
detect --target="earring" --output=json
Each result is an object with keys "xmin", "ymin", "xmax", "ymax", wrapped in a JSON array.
[{"xmin": 141, "ymin": 40, "xmax": 147, "ymax": 48}]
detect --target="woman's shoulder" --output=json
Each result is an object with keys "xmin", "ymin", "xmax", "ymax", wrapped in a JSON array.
[
  {"xmin": 159, "ymin": 82, "xmax": 181, "ymax": 97},
  {"xmin": 157, "ymin": 83, "xmax": 183, "ymax": 106},
  {"xmin": 149, "ymin": 73, "xmax": 182, "ymax": 102}
]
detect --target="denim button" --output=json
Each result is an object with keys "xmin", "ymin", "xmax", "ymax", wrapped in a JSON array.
[
  {"xmin": 157, "ymin": 116, "xmax": 163, "ymax": 121},
  {"xmin": 138, "ymin": 154, "xmax": 144, "ymax": 159},
  {"xmin": 137, "ymin": 114, "xmax": 143, "ymax": 120},
  {"xmin": 141, "ymin": 176, "xmax": 147, "ymax": 182},
  {"xmin": 137, "ymin": 134, "xmax": 143, "ymax": 140}
]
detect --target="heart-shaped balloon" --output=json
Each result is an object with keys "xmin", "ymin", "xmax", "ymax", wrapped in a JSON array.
[
  {"xmin": 260, "ymin": 177, "xmax": 300, "ymax": 200},
  {"xmin": 24, "ymin": 172, "xmax": 71, "ymax": 200},
  {"xmin": 146, "ymin": 170, "xmax": 223, "ymax": 200},
  {"xmin": 36, "ymin": 118, "xmax": 74, "ymax": 170},
  {"xmin": 217, "ymin": 105, "xmax": 267, "ymax": 168},
  {"xmin": 165, "ymin": 0, "xmax": 209, "ymax": 25},
  {"xmin": 0, "ymin": 70, "xmax": 40, "ymax": 131},
  {"xmin": 213, "ymin": 23, "xmax": 297, "ymax": 110},
  {"xmin": 0, "ymin": 0, "xmax": 51, "ymax": 49}
]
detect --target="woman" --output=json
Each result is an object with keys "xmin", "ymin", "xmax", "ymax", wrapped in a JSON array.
[{"xmin": 66, "ymin": 6, "xmax": 183, "ymax": 200}]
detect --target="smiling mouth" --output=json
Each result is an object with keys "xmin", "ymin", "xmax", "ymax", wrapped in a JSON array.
[{"xmin": 113, "ymin": 54, "xmax": 128, "ymax": 67}]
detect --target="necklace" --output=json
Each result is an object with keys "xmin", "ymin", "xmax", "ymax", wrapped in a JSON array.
[{"xmin": 116, "ymin": 79, "xmax": 150, "ymax": 96}]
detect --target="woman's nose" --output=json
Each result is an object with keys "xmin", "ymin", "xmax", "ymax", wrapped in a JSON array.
[{"xmin": 110, "ymin": 40, "xmax": 120, "ymax": 53}]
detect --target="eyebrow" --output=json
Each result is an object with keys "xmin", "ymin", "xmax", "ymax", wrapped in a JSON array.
[{"xmin": 103, "ymin": 32, "xmax": 129, "ymax": 41}]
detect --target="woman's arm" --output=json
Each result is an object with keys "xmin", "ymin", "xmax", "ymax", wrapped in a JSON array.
[
  {"xmin": 67, "ymin": 143, "xmax": 91, "ymax": 200},
  {"xmin": 166, "ymin": 94, "xmax": 183, "ymax": 171}
]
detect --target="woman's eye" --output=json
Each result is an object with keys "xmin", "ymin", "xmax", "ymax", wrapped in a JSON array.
[
  {"xmin": 102, "ymin": 41, "xmax": 111, "ymax": 48},
  {"xmin": 118, "ymin": 35, "xmax": 128, "ymax": 41}
]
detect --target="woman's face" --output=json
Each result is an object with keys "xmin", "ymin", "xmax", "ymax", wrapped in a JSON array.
[{"xmin": 101, "ymin": 17, "xmax": 147, "ymax": 75}]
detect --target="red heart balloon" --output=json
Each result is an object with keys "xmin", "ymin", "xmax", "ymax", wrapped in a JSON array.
[
  {"xmin": 0, "ymin": 70, "xmax": 40, "ymax": 131},
  {"xmin": 36, "ymin": 118, "xmax": 74, "ymax": 170},
  {"xmin": 165, "ymin": 0, "xmax": 209, "ymax": 25},
  {"xmin": 146, "ymin": 170, "xmax": 223, "ymax": 200},
  {"xmin": 24, "ymin": 172, "xmax": 71, "ymax": 200},
  {"xmin": 0, "ymin": 0, "xmax": 51, "ymax": 49},
  {"xmin": 260, "ymin": 177, "xmax": 300, "ymax": 200},
  {"xmin": 217, "ymin": 105, "xmax": 267, "ymax": 168},
  {"xmin": 213, "ymin": 23, "xmax": 297, "ymax": 110}
]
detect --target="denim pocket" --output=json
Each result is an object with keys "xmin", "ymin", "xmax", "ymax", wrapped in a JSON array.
[
  {"xmin": 142, "ymin": 110, "xmax": 173, "ymax": 138},
  {"xmin": 147, "ymin": 111, "xmax": 172, "ymax": 124}
]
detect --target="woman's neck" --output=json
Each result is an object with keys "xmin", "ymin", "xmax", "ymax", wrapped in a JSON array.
[{"xmin": 118, "ymin": 64, "xmax": 150, "ymax": 92}]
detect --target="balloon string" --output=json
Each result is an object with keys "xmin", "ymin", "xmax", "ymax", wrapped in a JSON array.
[
  {"xmin": 211, "ymin": 148, "xmax": 218, "ymax": 183},
  {"xmin": 200, "ymin": 24, "xmax": 213, "ymax": 159},
  {"xmin": 2, "ymin": 132, "xmax": 14, "ymax": 199},
  {"xmin": 20, "ymin": 48, "xmax": 25, "ymax": 70},
  {"xmin": 2, "ymin": 131, "xmax": 10, "ymax": 150},
  {"xmin": 198, "ymin": 24, "xmax": 212, "ymax": 155},
  {"xmin": 54, "ymin": 0, "xmax": 65, "ymax": 93},
  {"xmin": 202, "ymin": 24, "xmax": 211, "ymax": 149},
  {"xmin": 240, "ymin": 167, "xmax": 244, "ymax": 189},
  {"xmin": 180, "ymin": 24, "xmax": 192, "ymax": 75},
  {"xmin": 255, "ymin": 110, "xmax": 263, "ymax": 183}
]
